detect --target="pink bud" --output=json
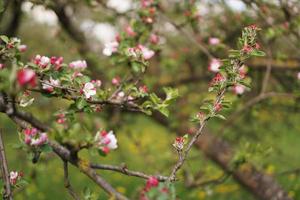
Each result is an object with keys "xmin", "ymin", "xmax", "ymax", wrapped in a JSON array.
[{"xmin": 17, "ymin": 69, "xmax": 36, "ymax": 87}]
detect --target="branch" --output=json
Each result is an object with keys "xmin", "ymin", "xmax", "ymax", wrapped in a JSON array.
[
  {"xmin": 168, "ymin": 88, "xmax": 226, "ymax": 181},
  {"xmin": 0, "ymin": 130, "xmax": 13, "ymax": 200},
  {"xmin": 0, "ymin": 93, "xmax": 128, "ymax": 200},
  {"xmin": 63, "ymin": 161, "xmax": 81, "ymax": 200},
  {"xmin": 90, "ymin": 163, "xmax": 169, "ymax": 182}
]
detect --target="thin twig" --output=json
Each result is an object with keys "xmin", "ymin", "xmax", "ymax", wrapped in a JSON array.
[
  {"xmin": 63, "ymin": 161, "xmax": 81, "ymax": 200},
  {"xmin": 0, "ymin": 130, "xmax": 13, "ymax": 200},
  {"xmin": 90, "ymin": 163, "xmax": 169, "ymax": 181}
]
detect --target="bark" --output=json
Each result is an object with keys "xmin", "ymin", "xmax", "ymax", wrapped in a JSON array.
[{"xmin": 196, "ymin": 132, "xmax": 292, "ymax": 200}]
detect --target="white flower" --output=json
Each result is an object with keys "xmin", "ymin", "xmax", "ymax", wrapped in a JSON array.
[
  {"xmin": 69, "ymin": 60, "xmax": 87, "ymax": 70},
  {"xmin": 82, "ymin": 82, "xmax": 96, "ymax": 98},
  {"xmin": 94, "ymin": 130, "xmax": 118, "ymax": 151},
  {"xmin": 102, "ymin": 41, "xmax": 119, "ymax": 56},
  {"xmin": 10, "ymin": 171, "xmax": 18, "ymax": 180},
  {"xmin": 208, "ymin": 58, "xmax": 222, "ymax": 72},
  {"xmin": 297, "ymin": 72, "xmax": 300, "ymax": 80},
  {"xmin": 105, "ymin": 131, "xmax": 118, "ymax": 149}
]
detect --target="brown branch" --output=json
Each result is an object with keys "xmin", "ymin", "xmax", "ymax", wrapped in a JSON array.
[
  {"xmin": 0, "ymin": 93, "xmax": 128, "ymax": 200},
  {"xmin": 168, "ymin": 87, "xmax": 226, "ymax": 181},
  {"xmin": 0, "ymin": 130, "xmax": 13, "ymax": 200},
  {"xmin": 63, "ymin": 161, "xmax": 81, "ymax": 200},
  {"xmin": 90, "ymin": 163, "xmax": 169, "ymax": 182}
]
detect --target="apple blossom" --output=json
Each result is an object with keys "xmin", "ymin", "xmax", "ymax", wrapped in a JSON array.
[
  {"xmin": 144, "ymin": 176, "xmax": 159, "ymax": 192},
  {"xmin": 112, "ymin": 76, "xmax": 121, "ymax": 86},
  {"xmin": 125, "ymin": 26, "xmax": 136, "ymax": 37},
  {"xmin": 208, "ymin": 58, "xmax": 222, "ymax": 72},
  {"xmin": 102, "ymin": 41, "xmax": 119, "ymax": 56},
  {"xmin": 18, "ymin": 44, "xmax": 27, "ymax": 52},
  {"xmin": 17, "ymin": 68, "xmax": 36, "ymax": 87},
  {"xmin": 69, "ymin": 60, "xmax": 87, "ymax": 70},
  {"xmin": 209, "ymin": 37, "xmax": 220, "ymax": 45},
  {"xmin": 138, "ymin": 45, "xmax": 155, "ymax": 60},
  {"xmin": 50, "ymin": 56, "xmax": 64, "ymax": 70},
  {"xmin": 233, "ymin": 84, "xmax": 246, "ymax": 95},
  {"xmin": 23, "ymin": 128, "xmax": 48, "ymax": 147},
  {"xmin": 34, "ymin": 55, "xmax": 50, "ymax": 68},
  {"xmin": 9, "ymin": 171, "xmax": 23, "ymax": 185},
  {"xmin": 94, "ymin": 130, "xmax": 118, "ymax": 154},
  {"xmin": 150, "ymin": 34, "xmax": 159, "ymax": 44},
  {"xmin": 214, "ymin": 103, "xmax": 222, "ymax": 112},
  {"xmin": 91, "ymin": 79, "xmax": 102, "ymax": 87},
  {"xmin": 42, "ymin": 77, "xmax": 60, "ymax": 92},
  {"xmin": 210, "ymin": 73, "xmax": 226, "ymax": 86},
  {"xmin": 139, "ymin": 85, "xmax": 148, "ymax": 93},
  {"xmin": 30, "ymin": 133, "xmax": 48, "ymax": 146},
  {"xmin": 173, "ymin": 136, "xmax": 185, "ymax": 150},
  {"xmin": 0, "ymin": 63, "xmax": 4, "ymax": 69},
  {"xmin": 82, "ymin": 82, "xmax": 96, "ymax": 99},
  {"xmin": 297, "ymin": 72, "xmax": 300, "ymax": 80}
]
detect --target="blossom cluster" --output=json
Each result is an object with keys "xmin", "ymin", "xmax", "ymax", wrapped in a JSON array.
[
  {"xmin": 23, "ymin": 128, "xmax": 48, "ymax": 147},
  {"xmin": 9, "ymin": 171, "xmax": 23, "ymax": 185}
]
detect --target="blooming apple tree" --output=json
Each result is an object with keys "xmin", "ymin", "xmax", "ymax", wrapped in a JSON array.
[{"xmin": 0, "ymin": 1, "xmax": 270, "ymax": 200}]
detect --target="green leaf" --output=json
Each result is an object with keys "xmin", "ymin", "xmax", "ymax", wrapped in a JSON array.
[
  {"xmin": 163, "ymin": 87, "xmax": 179, "ymax": 104},
  {"xmin": 97, "ymin": 149, "xmax": 107, "ymax": 157},
  {"xmin": 0, "ymin": 35, "xmax": 9, "ymax": 44},
  {"xmin": 76, "ymin": 97, "xmax": 88, "ymax": 110},
  {"xmin": 251, "ymin": 50, "xmax": 266, "ymax": 57},
  {"xmin": 0, "ymin": 0, "xmax": 4, "ymax": 13},
  {"xmin": 214, "ymin": 114, "xmax": 226, "ymax": 120},
  {"xmin": 40, "ymin": 144, "xmax": 53, "ymax": 153}
]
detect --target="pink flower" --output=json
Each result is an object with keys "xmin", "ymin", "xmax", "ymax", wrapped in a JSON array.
[
  {"xmin": 173, "ymin": 136, "xmax": 185, "ymax": 150},
  {"xmin": 112, "ymin": 76, "xmax": 121, "ymax": 86},
  {"xmin": 137, "ymin": 45, "xmax": 155, "ymax": 60},
  {"xmin": 139, "ymin": 85, "xmax": 148, "ymax": 93},
  {"xmin": 94, "ymin": 130, "xmax": 118, "ymax": 154},
  {"xmin": 141, "ymin": 0, "xmax": 153, "ymax": 8},
  {"xmin": 23, "ymin": 129, "xmax": 48, "ymax": 147},
  {"xmin": 233, "ymin": 84, "xmax": 246, "ymax": 95},
  {"xmin": 72, "ymin": 71, "xmax": 83, "ymax": 79},
  {"xmin": 50, "ymin": 56, "xmax": 64, "ymax": 70},
  {"xmin": 145, "ymin": 176, "xmax": 159, "ymax": 191},
  {"xmin": 239, "ymin": 65, "xmax": 247, "ymax": 79},
  {"xmin": 17, "ymin": 69, "xmax": 36, "ymax": 87},
  {"xmin": 42, "ymin": 77, "xmax": 60, "ymax": 93},
  {"xmin": 125, "ymin": 26, "xmax": 136, "ymax": 37},
  {"xmin": 247, "ymin": 24, "xmax": 258, "ymax": 30},
  {"xmin": 127, "ymin": 47, "xmax": 138, "ymax": 58},
  {"xmin": 214, "ymin": 103, "xmax": 222, "ymax": 112},
  {"xmin": 18, "ymin": 44, "xmax": 27, "ymax": 52},
  {"xmin": 103, "ymin": 41, "xmax": 119, "ymax": 56},
  {"xmin": 0, "ymin": 63, "xmax": 4, "ymax": 69},
  {"xmin": 297, "ymin": 72, "xmax": 300, "ymax": 80},
  {"xmin": 209, "ymin": 37, "xmax": 220, "ymax": 45},
  {"xmin": 82, "ymin": 82, "xmax": 96, "ymax": 99},
  {"xmin": 242, "ymin": 45, "xmax": 253, "ymax": 53},
  {"xmin": 91, "ymin": 79, "xmax": 102, "ymax": 87},
  {"xmin": 210, "ymin": 73, "xmax": 225, "ymax": 86},
  {"xmin": 150, "ymin": 34, "xmax": 159, "ymax": 44},
  {"xmin": 69, "ymin": 60, "xmax": 87, "ymax": 70},
  {"xmin": 208, "ymin": 58, "xmax": 222, "ymax": 72},
  {"xmin": 31, "ymin": 133, "xmax": 48, "ymax": 146},
  {"xmin": 34, "ymin": 55, "xmax": 50, "ymax": 68}
]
